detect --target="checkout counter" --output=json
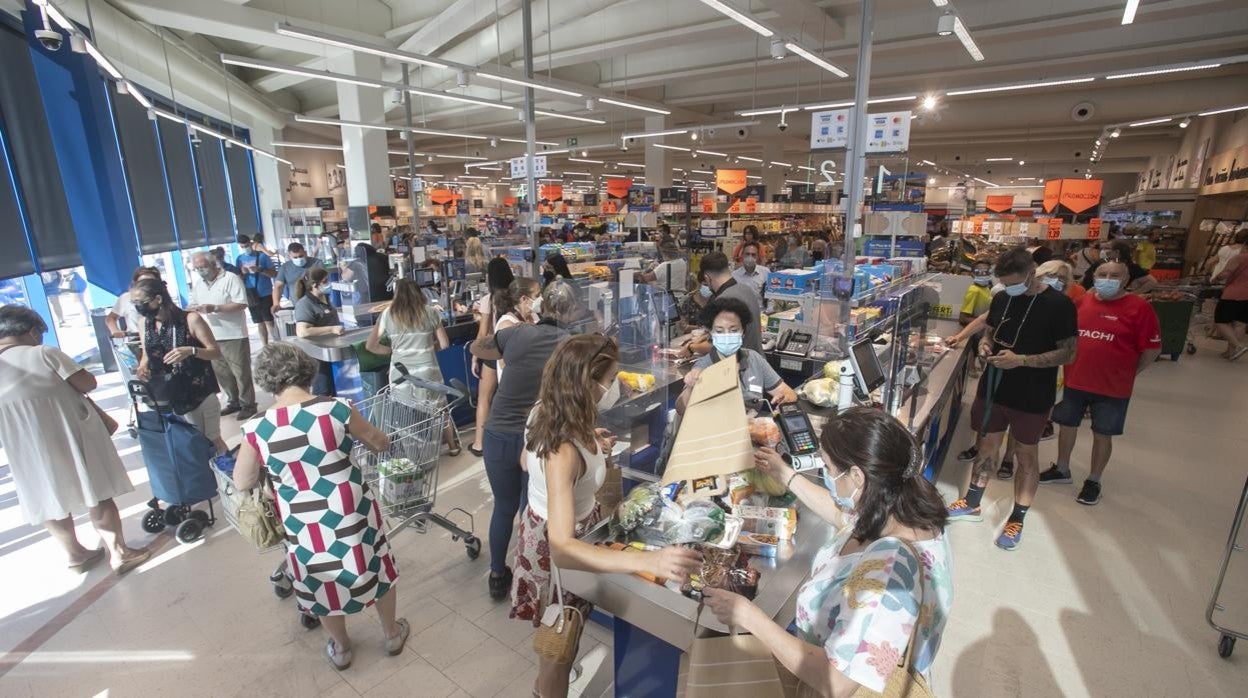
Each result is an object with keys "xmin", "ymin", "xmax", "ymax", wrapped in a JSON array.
[{"xmin": 562, "ymin": 271, "xmax": 976, "ymax": 697}]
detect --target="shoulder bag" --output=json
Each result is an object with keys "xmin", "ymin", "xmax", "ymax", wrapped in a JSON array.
[
  {"xmin": 532, "ymin": 565, "xmax": 584, "ymax": 665},
  {"xmin": 233, "ymin": 479, "xmax": 285, "ymax": 550}
]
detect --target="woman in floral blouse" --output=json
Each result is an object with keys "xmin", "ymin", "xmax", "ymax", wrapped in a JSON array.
[{"xmin": 704, "ymin": 407, "xmax": 953, "ymax": 696}]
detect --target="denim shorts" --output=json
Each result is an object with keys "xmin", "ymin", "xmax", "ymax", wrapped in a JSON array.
[{"xmin": 1050, "ymin": 387, "xmax": 1131, "ymax": 436}]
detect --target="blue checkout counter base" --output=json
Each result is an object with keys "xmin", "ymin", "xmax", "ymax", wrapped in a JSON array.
[{"xmin": 609, "ymin": 615, "xmax": 682, "ymax": 698}]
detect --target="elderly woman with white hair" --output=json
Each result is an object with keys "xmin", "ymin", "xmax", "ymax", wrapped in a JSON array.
[
  {"xmin": 188, "ymin": 250, "xmax": 256, "ymax": 419},
  {"xmin": 1036, "ymin": 259, "xmax": 1086, "ymax": 303},
  {"xmin": 0, "ymin": 305, "xmax": 150, "ymax": 574}
]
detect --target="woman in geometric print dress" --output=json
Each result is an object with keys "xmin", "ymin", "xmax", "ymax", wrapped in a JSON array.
[
  {"xmin": 702, "ymin": 408, "xmax": 953, "ymax": 696},
  {"xmin": 233, "ymin": 342, "xmax": 409, "ymax": 671}
]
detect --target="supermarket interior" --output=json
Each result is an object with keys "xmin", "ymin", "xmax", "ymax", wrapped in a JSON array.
[{"xmin": 2, "ymin": 0, "xmax": 1248, "ymax": 696}]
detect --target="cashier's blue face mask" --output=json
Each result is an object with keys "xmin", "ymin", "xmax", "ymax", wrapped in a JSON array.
[
  {"xmin": 822, "ymin": 467, "xmax": 859, "ymax": 513},
  {"xmin": 712, "ymin": 332, "xmax": 743, "ymax": 356}
]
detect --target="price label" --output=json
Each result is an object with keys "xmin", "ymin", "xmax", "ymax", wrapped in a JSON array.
[
  {"xmin": 1086, "ymin": 218, "xmax": 1102, "ymax": 240},
  {"xmin": 1047, "ymin": 217, "xmax": 1063, "ymax": 240},
  {"xmin": 930, "ymin": 304, "xmax": 953, "ymax": 319}
]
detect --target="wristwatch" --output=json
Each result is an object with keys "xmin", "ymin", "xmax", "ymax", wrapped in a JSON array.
[{"xmin": 1021, "ymin": 354, "xmax": 1027, "ymax": 367}]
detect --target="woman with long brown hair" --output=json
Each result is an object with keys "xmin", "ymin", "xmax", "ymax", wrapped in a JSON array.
[
  {"xmin": 469, "ymin": 259, "xmax": 518, "ymax": 456},
  {"xmin": 367, "ymin": 278, "xmax": 460, "ymax": 454},
  {"xmin": 510, "ymin": 335, "xmax": 702, "ymax": 697},
  {"xmin": 702, "ymin": 408, "xmax": 953, "ymax": 696}
]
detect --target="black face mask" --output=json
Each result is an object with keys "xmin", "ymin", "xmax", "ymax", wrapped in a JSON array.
[{"xmin": 135, "ymin": 303, "xmax": 160, "ymax": 319}]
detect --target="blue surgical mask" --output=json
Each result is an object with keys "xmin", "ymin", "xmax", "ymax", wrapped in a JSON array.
[
  {"xmin": 292, "ymin": 257, "xmax": 308, "ymax": 267},
  {"xmin": 972, "ymin": 275, "xmax": 992, "ymax": 286},
  {"xmin": 1042, "ymin": 276, "xmax": 1064, "ymax": 292},
  {"xmin": 1094, "ymin": 278, "xmax": 1123, "ymax": 298},
  {"xmin": 712, "ymin": 332, "xmax": 743, "ymax": 356},
  {"xmin": 699, "ymin": 284, "xmax": 712, "ymax": 298},
  {"xmin": 1003, "ymin": 278, "xmax": 1030, "ymax": 297},
  {"xmin": 822, "ymin": 468, "xmax": 859, "ymax": 513}
]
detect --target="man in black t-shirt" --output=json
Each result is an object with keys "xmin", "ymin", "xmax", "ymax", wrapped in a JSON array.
[
  {"xmin": 1080, "ymin": 239, "xmax": 1156, "ymax": 294},
  {"xmin": 947, "ymin": 247, "xmax": 1078, "ymax": 552}
]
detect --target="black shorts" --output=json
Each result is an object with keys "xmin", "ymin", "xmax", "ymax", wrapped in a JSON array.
[
  {"xmin": 1214, "ymin": 299, "xmax": 1248, "ymax": 325},
  {"xmin": 969, "ymin": 396, "xmax": 1050, "ymax": 445},
  {"xmin": 1050, "ymin": 387, "xmax": 1131, "ymax": 436},
  {"xmin": 247, "ymin": 303, "xmax": 274, "ymax": 323}
]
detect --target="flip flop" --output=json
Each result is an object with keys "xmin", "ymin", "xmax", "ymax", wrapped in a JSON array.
[
  {"xmin": 468, "ymin": 445, "xmax": 484, "ymax": 457},
  {"xmin": 114, "ymin": 548, "xmax": 152, "ymax": 576},
  {"xmin": 68, "ymin": 548, "xmax": 106, "ymax": 574}
]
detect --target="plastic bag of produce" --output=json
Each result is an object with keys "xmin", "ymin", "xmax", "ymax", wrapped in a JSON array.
[
  {"xmin": 748, "ymin": 417, "xmax": 782, "ymax": 447},
  {"xmin": 799, "ymin": 377, "xmax": 837, "ymax": 407},
  {"xmin": 611, "ymin": 482, "xmax": 664, "ymax": 537},
  {"xmin": 633, "ymin": 499, "xmax": 727, "ymax": 547}
]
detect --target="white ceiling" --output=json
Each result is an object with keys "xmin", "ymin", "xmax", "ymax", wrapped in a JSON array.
[{"xmin": 24, "ymin": 0, "xmax": 1248, "ymax": 189}]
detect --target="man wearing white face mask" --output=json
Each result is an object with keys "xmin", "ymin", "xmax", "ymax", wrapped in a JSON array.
[
  {"xmin": 947, "ymin": 247, "xmax": 1077, "ymax": 552},
  {"xmin": 732, "ymin": 241, "xmax": 770, "ymax": 299},
  {"xmin": 188, "ymin": 251, "xmax": 256, "ymax": 418},
  {"xmin": 676, "ymin": 297, "xmax": 795, "ymax": 415},
  {"xmin": 1041, "ymin": 262, "xmax": 1161, "ymax": 505}
]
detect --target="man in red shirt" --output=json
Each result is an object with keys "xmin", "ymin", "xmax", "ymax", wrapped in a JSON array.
[{"xmin": 1040, "ymin": 261, "xmax": 1162, "ymax": 504}]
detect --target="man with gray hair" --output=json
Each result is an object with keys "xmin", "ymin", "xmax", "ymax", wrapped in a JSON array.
[{"xmin": 188, "ymin": 251, "xmax": 256, "ymax": 419}]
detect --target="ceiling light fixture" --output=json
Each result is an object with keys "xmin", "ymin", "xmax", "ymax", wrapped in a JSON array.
[
  {"xmin": 696, "ymin": 0, "xmax": 774, "ymax": 38},
  {"xmin": 985, "ymin": 157, "xmax": 1013, "ymax": 162},
  {"xmin": 1111, "ymin": 128, "xmax": 1121, "ymax": 137},
  {"xmin": 476, "ymin": 70, "xmax": 584, "ymax": 97},
  {"xmin": 568, "ymin": 157, "xmax": 604, "ymax": 164},
  {"xmin": 770, "ymin": 39, "xmax": 785, "ymax": 60},
  {"xmin": 273, "ymin": 141, "xmax": 343, "ymax": 151},
  {"xmin": 937, "ymin": 13, "xmax": 955, "ymax": 37},
  {"xmin": 693, "ymin": 169, "xmax": 714, "ymax": 174},
  {"xmin": 653, "ymin": 144, "xmax": 691, "ymax": 151},
  {"xmin": 221, "ymin": 54, "xmax": 383, "ymax": 89},
  {"xmin": 973, "ymin": 177, "xmax": 999, "ymax": 187},
  {"xmin": 696, "ymin": 149, "xmax": 728, "ymax": 157},
  {"xmin": 617, "ymin": 162, "xmax": 645, "ymax": 168},
  {"xmin": 946, "ymin": 77, "xmax": 1095, "ymax": 96},
  {"xmin": 801, "ymin": 95, "xmax": 918, "ymax": 111},
  {"xmin": 922, "ymin": 95, "xmax": 938, "ymax": 111},
  {"xmin": 1197, "ymin": 104, "xmax": 1248, "ymax": 116},
  {"xmin": 738, "ymin": 106, "xmax": 797, "ymax": 117},
  {"xmin": 1106, "ymin": 63, "xmax": 1222, "ymax": 80},
  {"xmin": 1128, "ymin": 117, "xmax": 1172, "ymax": 127},
  {"xmin": 1122, "ymin": 0, "xmax": 1140, "ymax": 25},
  {"xmin": 930, "ymin": 0, "xmax": 949, "ymax": 6},
  {"xmin": 294, "ymin": 115, "xmax": 491, "ymax": 140},
  {"xmin": 770, "ymin": 161, "xmax": 793, "ymax": 167},
  {"xmin": 783, "ymin": 43, "xmax": 849, "ymax": 78},
  {"xmin": 275, "ymin": 22, "xmax": 449, "ymax": 68},
  {"xmin": 621, "ymin": 128, "xmax": 690, "ymax": 140},
  {"xmin": 533, "ymin": 109, "xmax": 606, "ymax": 124},
  {"xmin": 1179, "ymin": 117, "xmax": 1192, "ymax": 128},
  {"xmin": 83, "ymin": 42, "xmax": 124, "ymax": 80},
  {"xmin": 599, "ymin": 97, "xmax": 671, "ymax": 115},
  {"xmin": 1018, "ymin": 160, "xmax": 1026, "ymax": 165},
  {"xmin": 797, "ymin": 165, "xmax": 816, "ymax": 172},
  {"xmin": 737, "ymin": 155, "xmax": 763, "ymax": 162},
  {"xmin": 951, "ymin": 17, "xmax": 985, "ymax": 62}
]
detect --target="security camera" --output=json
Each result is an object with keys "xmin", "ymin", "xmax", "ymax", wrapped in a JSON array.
[
  {"xmin": 777, "ymin": 113, "xmax": 788, "ymax": 132},
  {"xmin": 35, "ymin": 28, "xmax": 62, "ymax": 52},
  {"xmin": 736, "ymin": 127, "xmax": 749, "ymax": 141}
]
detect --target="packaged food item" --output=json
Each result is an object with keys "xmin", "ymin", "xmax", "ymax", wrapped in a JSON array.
[
  {"xmin": 611, "ymin": 482, "xmax": 663, "ymax": 536},
  {"xmin": 677, "ymin": 474, "xmax": 728, "ymax": 504},
  {"xmin": 800, "ymin": 377, "xmax": 838, "ymax": 407},
  {"xmin": 744, "ymin": 467, "xmax": 788, "ymax": 497},
  {"xmin": 681, "ymin": 547, "xmax": 760, "ymax": 600},
  {"xmin": 618, "ymin": 371, "xmax": 657, "ymax": 392},
  {"xmin": 736, "ymin": 505, "xmax": 798, "ymax": 540},
  {"xmin": 738, "ymin": 532, "xmax": 780, "ymax": 557},
  {"xmin": 633, "ymin": 499, "xmax": 726, "ymax": 547},
  {"xmin": 601, "ymin": 542, "xmax": 661, "ymax": 584},
  {"xmin": 376, "ymin": 457, "xmax": 427, "ymax": 507},
  {"xmin": 726, "ymin": 473, "xmax": 756, "ymax": 505},
  {"xmin": 705, "ymin": 515, "xmax": 744, "ymax": 550},
  {"xmin": 748, "ymin": 416, "xmax": 782, "ymax": 447}
]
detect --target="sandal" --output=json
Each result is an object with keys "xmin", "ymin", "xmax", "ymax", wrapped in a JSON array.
[
  {"xmin": 385, "ymin": 618, "xmax": 411, "ymax": 656},
  {"xmin": 113, "ymin": 548, "xmax": 152, "ymax": 576},
  {"xmin": 326, "ymin": 639, "xmax": 353, "ymax": 670},
  {"xmin": 468, "ymin": 445, "xmax": 484, "ymax": 457},
  {"xmin": 68, "ymin": 548, "xmax": 106, "ymax": 574}
]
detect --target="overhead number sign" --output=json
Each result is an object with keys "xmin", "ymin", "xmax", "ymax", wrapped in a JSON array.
[
  {"xmin": 509, "ymin": 155, "xmax": 548, "ymax": 180},
  {"xmin": 810, "ymin": 109, "xmax": 912, "ymax": 153}
]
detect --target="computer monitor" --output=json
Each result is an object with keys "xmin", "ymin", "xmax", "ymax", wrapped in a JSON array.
[
  {"xmin": 414, "ymin": 267, "xmax": 437, "ymax": 287},
  {"xmin": 848, "ymin": 339, "xmax": 886, "ymax": 399}
]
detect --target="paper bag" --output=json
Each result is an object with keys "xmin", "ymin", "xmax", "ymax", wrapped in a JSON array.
[
  {"xmin": 663, "ymin": 354, "xmax": 753, "ymax": 485},
  {"xmin": 683, "ymin": 630, "xmax": 785, "ymax": 698}
]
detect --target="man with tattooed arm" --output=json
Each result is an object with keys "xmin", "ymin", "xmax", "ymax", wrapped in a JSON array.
[{"xmin": 946, "ymin": 247, "xmax": 1078, "ymax": 551}]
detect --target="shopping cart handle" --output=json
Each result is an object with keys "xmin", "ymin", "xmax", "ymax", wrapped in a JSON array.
[{"xmin": 392, "ymin": 362, "xmax": 468, "ymax": 406}]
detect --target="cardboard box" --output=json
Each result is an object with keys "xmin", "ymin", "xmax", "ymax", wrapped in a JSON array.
[
  {"xmin": 735, "ymin": 505, "xmax": 798, "ymax": 540},
  {"xmin": 766, "ymin": 269, "xmax": 819, "ymax": 297}
]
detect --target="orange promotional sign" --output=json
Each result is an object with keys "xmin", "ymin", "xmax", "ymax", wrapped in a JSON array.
[
  {"xmin": 701, "ymin": 197, "xmax": 715, "ymax": 213},
  {"xmin": 716, "ymin": 169, "xmax": 748, "ymax": 196},
  {"xmin": 1042, "ymin": 180, "xmax": 1061, "ymax": 213},
  {"xmin": 728, "ymin": 199, "xmax": 741, "ymax": 214},
  {"xmin": 1047, "ymin": 217, "xmax": 1063, "ymax": 239},
  {"xmin": 540, "ymin": 184, "xmax": 563, "ymax": 202},
  {"xmin": 429, "ymin": 189, "xmax": 455, "ymax": 205},
  {"xmin": 745, "ymin": 197, "xmax": 758, "ymax": 214},
  {"xmin": 606, "ymin": 178, "xmax": 632, "ymax": 200},
  {"xmin": 504, "ymin": 197, "xmax": 517, "ymax": 208},
  {"xmin": 985, "ymin": 195, "xmax": 1014, "ymax": 213},
  {"xmin": 602, "ymin": 200, "xmax": 618, "ymax": 214},
  {"xmin": 1058, "ymin": 179, "xmax": 1103, "ymax": 214},
  {"xmin": 1086, "ymin": 218, "xmax": 1102, "ymax": 240}
]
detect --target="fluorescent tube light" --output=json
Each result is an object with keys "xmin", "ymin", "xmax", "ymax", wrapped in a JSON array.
[
  {"xmin": 617, "ymin": 163, "xmax": 645, "ymax": 168},
  {"xmin": 222, "ymin": 54, "xmax": 382, "ymax": 89},
  {"xmin": 973, "ymin": 177, "xmax": 998, "ymax": 187},
  {"xmin": 476, "ymin": 71, "xmax": 583, "ymax": 97},
  {"xmin": 738, "ymin": 106, "xmax": 794, "ymax": 117},
  {"xmin": 1106, "ymin": 63, "xmax": 1222, "ymax": 80},
  {"xmin": 696, "ymin": 0, "xmax": 774, "ymax": 38},
  {"xmin": 737, "ymin": 156, "xmax": 763, "ymax": 162},
  {"xmin": 931, "ymin": 1, "xmax": 949, "ymax": 7},
  {"xmin": 564, "ymin": 171, "xmax": 592, "ymax": 176},
  {"xmin": 1197, "ymin": 104, "xmax": 1248, "ymax": 116},
  {"xmin": 696, "ymin": 149, "xmax": 728, "ymax": 157},
  {"xmin": 653, "ymin": 144, "xmax": 690, "ymax": 151},
  {"xmin": 534, "ymin": 110, "xmax": 605, "ymax": 124},
  {"xmin": 295, "ymin": 115, "xmax": 490, "ymax": 140},
  {"xmin": 1128, "ymin": 117, "xmax": 1172, "ymax": 127},
  {"xmin": 126, "ymin": 84, "xmax": 152, "ymax": 109},
  {"xmin": 568, "ymin": 157, "xmax": 604, "ymax": 164},
  {"xmin": 83, "ymin": 42, "xmax": 123, "ymax": 80},
  {"xmin": 275, "ymin": 22, "xmax": 450, "ymax": 69},
  {"xmin": 603, "ymin": 174, "xmax": 627, "ymax": 179},
  {"xmin": 920, "ymin": 160, "xmax": 936, "ymax": 166},
  {"xmin": 952, "ymin": 18, "xmax": 985, "ymax": 62},
  {"xmin": 693, "ymin": 170, "xmax": 714, "ymax": 174},
  {"xmin": 770, "ymin": 161, "xmax": 793, "ymax": 167},
  {"xmin": 405, "ymin": 86, "xmax": 514, "ymax": 110},
  {"xmin": 621, "ymin": 129, "xmax": 689, "ymax": 139},
  {"xmin": 1122, "ymin": 0, "xmax": 1140, "ymax": 25},
  {"xmin": 797, "ymin": 165, "xmax": 816, "ymax": 171},
  {"xmin": 801, "ymin": 95, "xmax": 917, "ymax": 111},
  {"xmin": 946, "ymin": 77, "xmax": 1095, "ymax": 96},
  {"xmin": 747, "ymin": 175, "xmax": 763, "ymax": 181},
  {"xmin": 497, "ymin": 137, "xmax": 559, "ymax": 146},
  {"xmin": 784, "ymin": 43, "xmax": 848, "ymax": 78},
  {"xmin": 985, "ymin": 157, "xmax": 1013, "ymax": 162},
  {"xmin": 599, "ymin": 97, "xmax": 671, "ymax": 115},
  {"xmin": 273, "ymin": 141, "xmax": 343, "ymax": 151}
]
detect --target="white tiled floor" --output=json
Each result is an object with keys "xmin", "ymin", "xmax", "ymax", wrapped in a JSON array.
[{"xmin": 2, "ymin": 333, "xmax": 1248, "ymax": 696}]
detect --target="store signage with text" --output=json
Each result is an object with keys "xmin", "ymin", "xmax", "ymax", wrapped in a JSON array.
[
  {"xmin": 1047, "ymin": 218, "xmax": 1063, "ymax": 239},
  {"xmin": 1042, "ymin": 180, "xmax": 1061, "ymax": 212},
  {"xmin": 1086, "ymin": 218, "xmax": 1102, "ymax": 240},
  {"xmin": 716, "ymin": 169, "xmax": 748, "ymax": 196},
  {"xmin": 509, "ymin": 155, "xmax": 548, "ymax": 179},
  {"xmin": 1058, "ymin": 179, "xmax": 1103, "ymax": 214},
  {"xmin": 985, "ymin": 195, "xmax": 1014, "ymax": 213},
  {"xmin": 606, "ymin": 178, "xmax": 632, "ymax": 200},
  {"xmin": 809, "ymin": 109, "xmax": 912, "ymax": 153},
  {"xmin": 1199, "ymin": 144, "xmax": 1248, "ymax": 195}
]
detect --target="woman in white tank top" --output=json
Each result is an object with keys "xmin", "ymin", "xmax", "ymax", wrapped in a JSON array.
[{"xmin": 509, "ymin": 335, "xmax": 702, "ymax": 698}]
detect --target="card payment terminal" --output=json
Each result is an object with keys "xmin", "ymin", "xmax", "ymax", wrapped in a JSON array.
[{"xmin": 776, "ymin": 403, "xmax": 823, "ymax": 472}]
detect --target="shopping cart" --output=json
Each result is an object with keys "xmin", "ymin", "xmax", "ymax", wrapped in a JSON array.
[
  {"xmin": 111, "ymin": 333, "xmax": 141, "ymax": 438},
  {"xmin": 1206, "ymin": 473, "xmax": 1248, "ymax": 658},
  {"xmin": 352, "ymin": 364, "xmax": 481, "ymax": 558},
  {"xmin": 1155, "ymin": 277, "xmax": 1226, "ymax": 357}
]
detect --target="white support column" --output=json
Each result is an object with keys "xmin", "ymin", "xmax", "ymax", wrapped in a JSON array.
[
  {"xmin": 762, "ymin": 143, "xmax": 787, "ymax": 200},
  {"xmin": 328, "ymin": 52, "xmax": 393, "ymax": 208},
  {"xmin": 248, "ymin": 123, "xmax": 284, "ymax": 236},
  {"xmin": 644, "ymin": 115, "xmax": 672, "ymax": 190}
]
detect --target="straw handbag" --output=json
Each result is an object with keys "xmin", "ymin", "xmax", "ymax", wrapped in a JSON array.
[{"xmin": 532, "ymin": 565, "xmax": 584, "ymax": 664}]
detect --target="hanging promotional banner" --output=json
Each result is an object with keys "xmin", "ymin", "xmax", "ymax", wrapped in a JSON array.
[
  {"xmin": 539, "ymin": 184, "xmax": 563, "ymax": 204},
  {"xmin": 392, "ymin": 178, "xmax": 409, "ymax": 199},
  {"xmin": 504, "ymin": 196, "xmax": 518, "ymax": 208},
  {"xmin": 745, "ymin": 197, "xmax": 758, "ymax": 214},
  {"xmin": 1058, "ymin": 179, "xmax": 1103, "ymax": 214},
  {"xmin": 429, "ymin": 189, "xmax": 455, "ymax": 205},
  {"xmin": 809, "ymin": 109, "xmax": 912, "ymax": 152},
  {"xmin": 1086, "ymin": 218, "xmax": 1102, "ymax": 240},
  {"xmin": 582, "ymin": 192, "xmax": 599, "ymax": 206},
  {"xmin": 606, "ymin": 177, "xmax": 632, "ymax": 200},
  {"xmin": 701, "ymin": 197, "xmax": 715, "ymax": 213},
  {"xmin": 602, "ymin": 199, "xmax": 619, "ymax": 214},
  {"xmin": 1042, "ymin": 180, "xmax": 1062, "ymax": 213},
  {"xmin": 628, "ymin": 185, "xmax": 655, "ymax": 212},
  {"xmin": 716, "ymin": 169, "xmax": 748, "ymax": 196},
  {"xmin": 985, "ymin": 194, "xmax": 1014, "ymax": 213}
]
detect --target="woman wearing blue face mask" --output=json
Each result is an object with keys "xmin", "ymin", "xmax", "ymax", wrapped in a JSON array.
[
  {"xmin": 1036, "ymin": 260, "xmax": 1085, "ymax": 304},
  {"xmin": 703, "ymin": 407, "xmax": 953, "ymax": 696},
  {"xmin": 675, "ymin": 297, "xmax": 795, "ymax": 415}
]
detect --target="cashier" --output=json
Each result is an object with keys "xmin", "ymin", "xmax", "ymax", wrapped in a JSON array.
[
  {"xmin": 675, "ymin": 297, "xmax": 795, "ymax": 415},
  {"xmin": 702, "ymin": 408, "xmax": 953, "ymax": 696},
  {"xmin": 292, "ymin": 267, "xmax": 344, "ymax": 396}
]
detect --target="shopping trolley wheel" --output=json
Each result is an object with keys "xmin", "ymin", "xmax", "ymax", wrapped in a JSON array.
[
  {"xmin": 174, "ymin": 518, "xmax": 203, "ymax": 544},
  {"xmin": 1187, "ymin": 342, "xmax": 1197, "ymax": 355},
  {"xmin": 273, "ymin": 578, "xmax": 294, "ymax": 599},
  {"xmin": 1218, "ymin": 635, "xmax": 1235, "ymax": 658},
  {"xmin": 464, "ymin": 536, "xmax": 482, "ymax": 560},
  {"xmin": 141, "ymin": 509, "xmax": 165, "ymax": 533},
  {"xmin": 300, "ymin": 613, "xmax": 321, "ymax": 630}
]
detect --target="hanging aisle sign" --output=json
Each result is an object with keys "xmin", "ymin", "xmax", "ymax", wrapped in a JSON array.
[
  {"xmin": 810, "ymin": 109, "xmax": 912, "ymax": 153},
  {"xmin": 716, "ymin": 169, "xmax": 748, "ymax": 196},
  {"xmin": 985, "ymin": 195, "xmax": 1014, "ymax": 213},
  {"xmin": 509, "ymin": 155, "xmax": 547, "ymax": 179}
]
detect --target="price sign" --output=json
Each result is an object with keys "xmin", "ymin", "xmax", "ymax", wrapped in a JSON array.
[
  {"xmin": 1047, "ymin": 217, "xmax": 1063, "ymax": 240},
  {"xmin": 1086, "ymin": 218, "xmax": 1102, "ymax": 240}
]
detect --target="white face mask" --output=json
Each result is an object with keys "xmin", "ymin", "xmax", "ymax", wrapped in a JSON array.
[
  {"xmin": 597, "ymin": 377, "xmax": 621, "ymax": 412},
  {"xmin": 530, "ymin": 296, "xmax": 543, "ymax": 318}
]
